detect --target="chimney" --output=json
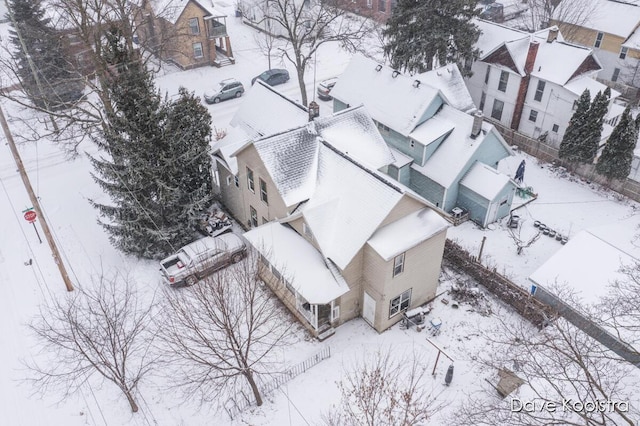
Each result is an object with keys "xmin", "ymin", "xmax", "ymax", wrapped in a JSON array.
[
  {"xmin": 524, "ymin": 40, "xmax": 539, "ymax": 74},
  {"xmin": 471, "ymin": 112, "xmax": 483, "ymax": 139},
  {"xmin": 308, "ymin": 101, "xmax": 320, "ymax": 121},
  {"xmin": 547, "ymin": 27, "xmax": 559, "ymax": 43}
]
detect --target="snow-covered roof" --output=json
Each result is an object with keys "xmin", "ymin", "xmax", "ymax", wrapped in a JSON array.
[
  {"xmin": 529, "ymin": 229, "xmax": 637, "ymax": 304},
  {"xmin": 149, "ymin": 0, "xmax": 224, "ymax": 24},
  {"xmin": 417, "ymin": 64, "xmax": 476, "ymax": 113},
  {"xmin": 366, "ymin": 208, "xmax": 449, "ymax": 261},
  {"xmin": 213, "ymin": 81, "xmax": 309, "ymax": 175},
  {"xmin": 241, "ymin": 106, "xmax": 396, "ymax": 207},
  {"xmin": 230, "ymin": 80, "xmax": 309, "ymax": 140},
  {"xmin": 564, "ymin": 75, "xmax": 618, "ymax": 98},
  {"xmin": 411, "ymin": 105, "xmax": 512, "ymax": 190},
  {"xmin": 244, "ymin": 222, "xmax": 349, "ymax": 304},
  {"xmin": 388, "ymin": 146, "xmax": 413, "ymax": 168},
  {"xmin": 477, "ymin": 20, "xmax": 600, "ymax": 86},
  {"xmin": 553, "ymin": 0, "xmax": 640, "ymax": 39},
  {"xmin": 330, "ymin": 54, "xmax": 444, "ymax": 136},
  {"xmin": 297, "ymin": 143, "xmax": 411, "ymax": 270},
  {"xmin": 460, "ymin": 162, "xmax": 514, "ymax": 201}
]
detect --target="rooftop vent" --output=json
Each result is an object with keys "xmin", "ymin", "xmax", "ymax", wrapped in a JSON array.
[
  {"xmin": 392, "ymin": 70, "xmax": 400, "ymax": 78},
  {"xmin": 413, "ymin": 79, "xmax": 421, "ymax": 88},
  {"xmin": 375, "ymin": 64, "xmax": 383, "ymax": 72}
]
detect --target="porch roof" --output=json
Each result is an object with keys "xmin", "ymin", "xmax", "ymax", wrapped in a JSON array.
[{"xmin": 244, "ymin": 222, "xmax": 349, "ymax": 305}]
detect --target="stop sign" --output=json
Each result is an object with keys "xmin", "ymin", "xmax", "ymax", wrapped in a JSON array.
[{"xmin": 24, "ymin": 210, "xmax": 37, "ymax": 223}]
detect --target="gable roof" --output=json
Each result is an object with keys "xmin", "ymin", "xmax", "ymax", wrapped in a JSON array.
[
  {"xmin": 553, "ymin": 0, "xmax": 640, "ymax": 39},
  {"xmin": 296, "ymin": 142, "xmax": 422, "ymax": 270},
  {"xmin": 476, "ymin": 20, "xmax": 602, "ymax": 86},
  {"xmin": 237, "ymin": 105, "xmax": 396, "ymax": 207},
  {"xmin": 212, "ymin": 81, "xmax": 309, "ymax": 175},
  {"xmin": 230, "ymin": 80, "xmax": 309, "ymax": 140},
  {"xmin": 411, "ymin": 105, "xmax": 512, "ymax": 190},
  {"xmin": 330, "ymin": 54, "xmax": 444, "ymax": 136},
  {"xmin": 417, "ymin": 64, "xmax": 476, "ymax": 113}
]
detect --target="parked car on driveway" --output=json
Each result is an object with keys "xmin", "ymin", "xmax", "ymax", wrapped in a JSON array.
[
  {"xmin": 251, "ymin": 68, "xmax": 290, "ymax": 86},
  {"xmin": 160, "ymin": 233, "xmax": 246, "ymax": 287},
  {"xmin": 203, "ymin": 78, "xmax": 245, "ymax": 104},
  {"xmin": 316, "ymin": 77, "xmax": 338, "ymax": 101}
]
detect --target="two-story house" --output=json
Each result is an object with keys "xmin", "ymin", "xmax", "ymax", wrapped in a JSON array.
[
  {"xmin": 241, "ymin": 132, "xmax": 448, "ymax": 337},
  {"xmin": 551, "ymin": 0, "xmax": 640, "ymax": 97},
  {"xmin": 139, "ymin": 0, "xmax": 234, "ymax": 69},
  {"xmin": 331, "ymin": 54, "xmax": 516, "ymax": 228},
  {"xmin": 468, "ymin": 19, "xmax": 624, "ymax": 149}
]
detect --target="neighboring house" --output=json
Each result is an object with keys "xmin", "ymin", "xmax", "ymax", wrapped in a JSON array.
[
  {"xmin": 242, "ymin": 136, "xmax": 448, "ymax": 338},
  {"xmin": 551, "ymin": 0, "xmax": 640, "ymax": 97},
  {"xmin": 139, "ymin": 0, "xmax": 234, "ymax": 69},
  {"xmin": 331, "ymin": 54, "xmax": 516, "ymax": 227},
  {"xmin": 529, "ymin": 220, "xmax": 640, "ymax": 366},
  {"xmin": 339, "ymin": 0, "xmax": 396, "ymax": 23},
  {"xmin": 468, "ymin": 19, "xmax": 624, "ymax": 149}
]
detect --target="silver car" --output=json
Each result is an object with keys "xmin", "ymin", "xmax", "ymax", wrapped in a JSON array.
[
  {"xmin": 204, "ymin": 78, "xmax": 245, "ymax": 104},
  {"xmin": 160, "ymin": 234, "xmax": 246, "ymax": 286}
]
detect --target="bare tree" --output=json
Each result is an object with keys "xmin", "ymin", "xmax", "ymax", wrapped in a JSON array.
[
  {"xmin": 324, "ymin": 348, "xmax": 443, "ymax": 426},
  {"xmin": 523, "ymin": 0, "xmax": 599, "ymax": 41},
  {"xmin": 250, "ymin": 2, "xmax": 286, "ymax": 70},
  {"xmin": 159, "ymin": 250, "xmax": 295, "ymax": 408},
  {"xmin": 453, "ymin": 309, "xmax": 639, "ymax": 426},
  {"xmin": 27, "ymin": 271, "xmax": 157, "ymax": 413},
  {"xmin": 506, "ymin": 223, "xmax": 541, "ymax": 255},
  {"xmin": 0, "ymin": 0, "xmax": 181, "ymax": 154},
  {"xmin": 243, "ymin": 0, "xmax": 373, "ymax": 106}
]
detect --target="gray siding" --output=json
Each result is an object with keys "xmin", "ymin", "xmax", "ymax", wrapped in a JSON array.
[
  {"xmin": 409, "ymin": 168, "xmax": 445, "ymax": 208},
  {"xmin": 494, "ymin": 183, "xmax": 516, "ymax": 222},
  {"xmin": 383, "ymin": 128, "xmax": 425, "ymax": 164}
]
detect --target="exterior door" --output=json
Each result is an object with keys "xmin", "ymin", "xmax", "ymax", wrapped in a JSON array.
[
  {"xmin": 486, "ymin": 201, "xmax": 499, "ymax": 225},
  {"xmin": 363, "ymin": 292, "xmax": 376, "ymax": 327}
]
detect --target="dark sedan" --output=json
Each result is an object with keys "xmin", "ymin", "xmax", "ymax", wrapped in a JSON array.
[{"xmin": 251, "ymin": 68, "xmax": 290, "ymax": 86}]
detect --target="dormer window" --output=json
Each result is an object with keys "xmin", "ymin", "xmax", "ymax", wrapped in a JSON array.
[{"xmin": 594, "ymin": 32, "xmax": 604, "ymax": 48}]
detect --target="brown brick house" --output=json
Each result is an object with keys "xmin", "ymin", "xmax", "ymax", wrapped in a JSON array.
[{"xmin": 139, "ymin": 0, "xmax": 234, "ymax": 69}]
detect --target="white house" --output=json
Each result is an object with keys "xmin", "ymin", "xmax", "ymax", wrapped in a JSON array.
[{"xmin": 467, "ymin": 20, "xmax": 625, "ymax": 149}]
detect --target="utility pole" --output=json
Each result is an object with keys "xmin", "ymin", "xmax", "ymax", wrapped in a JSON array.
[{"xmin": 0, "ymin": 105, "xmax": 74, "ymax": 291}]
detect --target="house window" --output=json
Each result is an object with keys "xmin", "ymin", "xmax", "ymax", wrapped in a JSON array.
[
  {"xmin": 612, "ymin": 67, "xmax": 621, "ymax": 82},
  {"xmin": 534, "ymin": 80, "xmax": 545, "ymax": 102},
  {"xmin": 367, "ymin": 0, "xmax": 372, "ymax": 6},
  {"xmin": 479, "ymin": 91, "xmax": 486, "ymax": 111},
  {"xmin": 193, "ymin": 42, "xmax": 204, "ymax": 59},
  {"xmin": 620, "ymin": 47, "xmax": 628, "ymax": 60},
  {"xmin": 331, "ymin": 304, "xmax": 340, "ymax": 321},
  {"xmin": 410, "ymin": 140, "xmax": 415, "ymax": 148},
  {"xmin": 189, "ymin": 17, "xmax": 200, "ymax": 35},
  {"xmin": 491, "ymin": 99, "xmax": 504, "ymax": 121},
  {"xmin": 389, "ymin": 288, "xmax": 411, "ymax": 317},
  {"xmin": 484, "ymin": 66, "xmax": 491, "ymax": 85},
  {"xmin": 250, "ymin": 206, "xmax": 258, "ymax": 227},
  {"xmin": 259, "ymin": 178, "xmax": 268, "ymax": 204},
  {"xmin": 226, "ymin": 175, "xmax": 232, "ymax": 186},
  {"xmin": 528, "ymin": 110, "xmax": 538, "ymax": 122},
  {"xmin": 247, "ymin": 167, "xmax": 255, "ymax": 192},
  {"xmin": 594, "ymin": 32, "xmax": 604, "ymax": 48},
  {"xmin": 393, "ymin": 252, "xmax": 405, "ymax": 277},
  {"xmin": 498, "ymin": 71, "xmax": 509, "ymax": 92},
  {"xmin": 552, "ymin": 124, "xmax": 559, "ymax": 133},
  {"xmin": 379, "ymin": 0, "xmax": 386, "ymax": 12},
  {"xmin": 234, "ymin": 175, "xmax": 239, "ymax": 187}
]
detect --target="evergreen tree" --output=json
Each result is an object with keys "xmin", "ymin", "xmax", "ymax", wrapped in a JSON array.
[
  {"xmin": 383, "ymin": 0, "xmax": 480, "ymax": 76},
  {"xmin": 559, "ymin": 89, "xmax": 591, "ymax": 165},
  {"xmin": 596, "ymin": 106, "xmax": 638, "ymax": 180},
  {"xmin": 90, "ymin": 61, "xmax": 213, "ymax": 258},
  {"xmin": 7, "ymin": 0, "xmax": 83, "ymax": 110},
  {"xmin": 579, "ymin": 87, "xmax": 610, "ymax": 164}
]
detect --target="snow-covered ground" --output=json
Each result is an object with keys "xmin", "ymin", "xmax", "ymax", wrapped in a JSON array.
[{"xmin": 1, "ymin": 3, "xmax": 640, "ymax": 425}]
